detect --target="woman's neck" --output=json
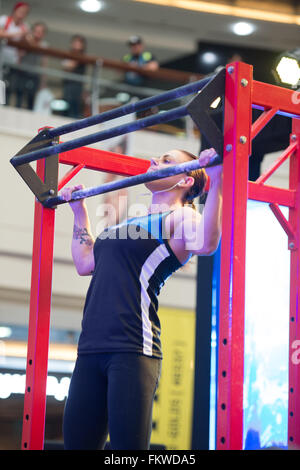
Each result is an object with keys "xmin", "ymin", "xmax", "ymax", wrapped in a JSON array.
[{"xmin": 148, "ymin": 192, "xmax": 183, "ymax": 214}]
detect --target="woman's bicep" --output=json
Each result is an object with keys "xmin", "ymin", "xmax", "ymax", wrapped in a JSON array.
[
  {"xmin": 169, "ymin": 209, "xmax": 203, "ymax": 261},
  {"xmin": 178, "ymin": 210, "xmax": 215, "ymax": 256}
]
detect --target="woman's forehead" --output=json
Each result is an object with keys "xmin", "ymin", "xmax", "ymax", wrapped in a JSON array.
[{"xmin": 161, "ymin": 149, "xmax": 185, "ymax": 160}]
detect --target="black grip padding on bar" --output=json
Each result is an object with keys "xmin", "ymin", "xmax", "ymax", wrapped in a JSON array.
[{"xmin": 187, "ymin": 68, "xmax": 225, "ymax": 159}]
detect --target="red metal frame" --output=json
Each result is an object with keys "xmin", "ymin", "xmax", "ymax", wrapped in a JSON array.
[
  {"xmin": 22, "ymin": 63, "xmax": 300, "ymax": 450},
  {"xmin": 217, "ymin": 62, "xmax": 300, "ymax": 450},
  {"xmin": 59, "ymin": 146, "xmax": 149, "ymax": 175},
  {"xmin": 217, "ymin": 62, "xmax": 252, "ymax": 450},
  {"xmin": 287, "ymin": 119, "xmax": 300, "ymax": 448},
  {"xmin": 21, "ymin": 158, "xmax": 56, "ymax": 450}
]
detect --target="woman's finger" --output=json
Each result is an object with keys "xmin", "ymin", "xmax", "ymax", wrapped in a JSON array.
[{"xmin": 61, "ymin": 184, "xmax": 84, "ymax": 200}]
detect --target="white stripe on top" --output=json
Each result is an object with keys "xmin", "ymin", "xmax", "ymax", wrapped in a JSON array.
[{"xmin": 139, "ymin": 244, "xmax": 170, "ymax": 356}]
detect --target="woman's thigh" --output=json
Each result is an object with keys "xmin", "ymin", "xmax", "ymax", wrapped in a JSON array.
[
  {"xmin": 107, "ymin": 353, "xmax": 161, "ymax": 450},
  {"xmin": 63, "ymin": 354, "xmax": 109, "ymax": 450}
]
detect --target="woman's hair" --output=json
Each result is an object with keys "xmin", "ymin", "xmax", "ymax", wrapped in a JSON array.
[{"xmin": 179, "ymin": 150, "xmax": 208, "ymax": 210}]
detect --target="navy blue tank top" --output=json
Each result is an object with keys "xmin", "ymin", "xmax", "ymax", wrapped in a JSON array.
[{"xmin": 77, "ymin": 212, "xmax": 187, "ymax": 358}]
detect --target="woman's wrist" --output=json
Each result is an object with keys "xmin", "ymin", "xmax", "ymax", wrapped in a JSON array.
[
  {"xmin": 209, "ymin": 173, "xmax": 223, "ymax": 189},
  {"xmin": 72, "ymin": 202, "xmax": 88, "ymax": 220}
]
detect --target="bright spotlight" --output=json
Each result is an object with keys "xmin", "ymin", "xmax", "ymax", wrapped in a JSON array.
[{"xmin": 274, "ymin": 49, "xmax": 300, "ymax": 88}]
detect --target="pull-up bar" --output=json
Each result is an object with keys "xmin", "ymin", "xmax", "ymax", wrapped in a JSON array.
[
  {"xmin": 10, "ymin": 106, "xmax": 188, "ymax": 167},
  {"xmin": 10, "ymin": 73, "xmax": 217, "ymax": 168},
  {"xmin": 10, "ymin": 68, "xmax": 225, "ymax": 209},
  {"xmin": 46, "ymin": 74, "xmax": 215, "ymax": 139},
  {"xmin": 43, "ymin": 155, "xmax": 221, "ymax": 208}
]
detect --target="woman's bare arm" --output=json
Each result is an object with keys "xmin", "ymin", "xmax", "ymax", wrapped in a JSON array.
[
  {"xmin": 60, "ymin": 185, "xmax": 95, "ymax": 276},
  {"xmin": 169, "ymin": 150, "xmax": 223, "ymax": 259}
]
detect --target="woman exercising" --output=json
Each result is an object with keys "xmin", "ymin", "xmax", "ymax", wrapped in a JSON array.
[{"xmin": 62, "ymin": 147, "xmax": 223, "ymax": 450}]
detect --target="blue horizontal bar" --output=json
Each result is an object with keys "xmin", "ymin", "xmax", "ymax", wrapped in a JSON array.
[
  {"xmin": 10, "ymin": 105, "xmax": 188, "ymax": 168},
  {"xmin": 47, "ymin": 74, "xmax": 215, "ymax": 139},
  {"xmin": 43, "ymin": 155, "xmax": 221, "ymax": 208}
]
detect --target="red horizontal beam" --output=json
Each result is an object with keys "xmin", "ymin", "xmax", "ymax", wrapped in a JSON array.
[
  {"xmin": 248, "ymin": 181, "xmax": 296, "ymax": 207},
  {"xmin": 253, "ymin": 81, "xmax": 300, "ymax": 118},
  {"xmin": 59, "ymin": 146, "xmax": 150, "ymax": 176}
]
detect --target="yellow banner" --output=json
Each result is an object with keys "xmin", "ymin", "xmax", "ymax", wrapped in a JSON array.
[{"xmin": 151, "ymin": 306, "xmax": 196, "ymax": 450}]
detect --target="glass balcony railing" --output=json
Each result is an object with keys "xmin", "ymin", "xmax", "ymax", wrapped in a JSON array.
[{"xmin": 0, "ymin": 38, "xmax": 202, "ymax": 137}]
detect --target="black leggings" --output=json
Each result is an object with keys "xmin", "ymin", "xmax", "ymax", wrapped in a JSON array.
[{"xmin": 63, "ymin": 352, "xmax": 162, "ymax": 450}]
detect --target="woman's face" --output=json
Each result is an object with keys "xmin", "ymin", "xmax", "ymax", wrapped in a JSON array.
[{"xmin": 145, "ymin": 149, "xmax": 189, "ymax": 194}]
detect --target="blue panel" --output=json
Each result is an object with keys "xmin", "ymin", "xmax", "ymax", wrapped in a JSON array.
[
  {"xmin": 209, "ymin": 200, "xmax": 290, "ymax": 450},
  {"xmin": 243, "ymin": 200, "xmax": 290, "ymax": 450}
]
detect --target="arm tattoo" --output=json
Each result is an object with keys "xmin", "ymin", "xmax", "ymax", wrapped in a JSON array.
[{"xmin": 73, "ymin": 225, "xmax": 93, "ymax": 246}]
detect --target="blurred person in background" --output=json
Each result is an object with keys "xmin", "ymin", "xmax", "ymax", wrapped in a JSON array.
[
  {"xmin": 15, "ymin": 21, "xmax": 48, "ymax": 110},
  {"xmin": 0, "ymin": 1, "xmax": 30, "ymax": 105},
  {"xmin": 62, "ymin": 34, "xmax": 87, "ymax": 118},
  {"xmin": 123, "ymin": 35, "xmax": 159, "ymax": 87}
]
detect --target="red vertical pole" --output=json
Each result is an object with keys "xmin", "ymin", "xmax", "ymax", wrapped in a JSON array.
[
  {"xmin": 216, "ymin": 62, "xmax": 252, "ymax": 450},
  {"xmin": 21, "ymin": 158, "xmax": 56, "ymax": 450},
  {"xmin": 288, "ymin": 119, "xmax": 300, "ymax": 449}
]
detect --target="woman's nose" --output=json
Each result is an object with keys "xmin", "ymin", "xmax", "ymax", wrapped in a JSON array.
[{"xmin": 151, "ymin": 158, "xmax": 159, "ymax": 166}]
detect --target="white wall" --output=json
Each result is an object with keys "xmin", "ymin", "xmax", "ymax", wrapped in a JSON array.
[{"xmin": 0, "ymin": 106, "xmax": 199, "ymax": 332}]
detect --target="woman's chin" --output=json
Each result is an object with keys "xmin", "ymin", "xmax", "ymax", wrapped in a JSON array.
[{"xmin": 144, "ymin": 182, "xmax": 154, "ymax": 192}]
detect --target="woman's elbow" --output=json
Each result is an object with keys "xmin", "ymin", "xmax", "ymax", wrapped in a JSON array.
[
  {"xmin": 206, "ymin": 237, "xmax": 221, "ymax": 255},
  {"xmin": 77, "ymin": 267, "xmax": 94, "ymax": 276},
  {"xmin": 205, "ymin": 245, "xmax": 218, "ymax": 256},
  {"xmin": 196, "ymin": 238, "xmax": 220, "ymax": 256},
  {"xmin": 75, "ymin": 259, "xmax": 95, "ymax": 276}
]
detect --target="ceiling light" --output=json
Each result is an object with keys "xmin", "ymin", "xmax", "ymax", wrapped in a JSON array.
[
  {"xmin": 232, "ymin": 21, "xmax": 255, "ymax": 36},
  {"xmin": 201, "ymin": 51, "xmax": 218, "ymax": 65},
  {"xmin": 79, "ymin": 0, "xmax": 102, "ymax": 13}
]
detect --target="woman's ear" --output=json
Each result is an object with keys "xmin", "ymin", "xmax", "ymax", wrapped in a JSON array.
[
  {"xmin": 178, "ymin": 176, "xmax": 194, "ymax": 187},
  {"xmin": 182, "ymin": 176, "xmax": 194, "ymax": 188}
]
